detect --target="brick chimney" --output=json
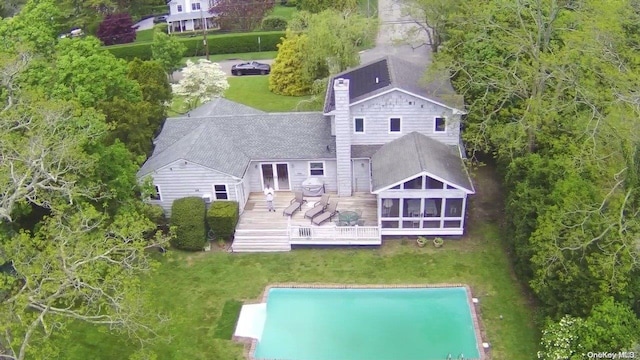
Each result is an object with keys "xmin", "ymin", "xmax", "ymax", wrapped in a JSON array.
[{"xmin": 333, "ymin": 78, "xmax": 352, "ymax": 196}]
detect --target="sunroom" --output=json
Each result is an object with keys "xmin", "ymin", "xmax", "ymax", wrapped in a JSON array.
[{"xmin": 371, "ymin": 132, "xmax": 475, "ymax": 236}]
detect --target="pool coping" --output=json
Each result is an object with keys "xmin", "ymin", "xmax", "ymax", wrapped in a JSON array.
[{"xmin": 234, "ymin": 283, "xmax": 488, "ymax": 360}]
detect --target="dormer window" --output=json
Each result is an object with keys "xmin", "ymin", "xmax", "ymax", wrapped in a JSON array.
[
  {"xmin": 435, "ymin": 117, "xmax": 446, "ymax": 132},
  {"xmin": 354, "ymin": 117, "xmax": 365, "ymax": 133},
  {"xmin": 389, "ymin": 117, "xmax": 401, "ymax": 133}
]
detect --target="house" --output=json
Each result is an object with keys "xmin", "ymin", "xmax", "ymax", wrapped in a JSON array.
[
  {"xmin": 165, "ymin": 0, "xmax": 218, "ymax": 34},
  {"xmin": 137, "ymin": 55, "xmax": 475, "ymax": 245}
]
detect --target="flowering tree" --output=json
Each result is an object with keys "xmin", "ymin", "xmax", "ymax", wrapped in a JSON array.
[
  {"xmin": 210, "ymin": 0, "xmax": 275, "ymax": 31},
  {"xmin": 172, "ymin": 59, "xmax": 229, "ymax": 111}
]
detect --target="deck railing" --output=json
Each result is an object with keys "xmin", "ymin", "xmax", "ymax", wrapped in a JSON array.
[{"xmin": 288, "ymin": 225, "xmax": 380, "ymax": 244}]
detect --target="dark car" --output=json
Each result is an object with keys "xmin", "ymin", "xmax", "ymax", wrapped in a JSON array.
[
  {"xmin": 231, "ymin": 61, "xmax": 271, "ymax": 76},
  {"xmin": 153, "ymin": 15, "xmax": 168, "ymax": 24}
]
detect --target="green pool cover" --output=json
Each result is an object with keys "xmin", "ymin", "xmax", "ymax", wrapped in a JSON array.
[{"xmin": 254, "ymin": 287, "xmax": 481, "ymax": 360}]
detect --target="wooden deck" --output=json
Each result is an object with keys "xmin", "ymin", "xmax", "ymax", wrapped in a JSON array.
[
  {"xmin": 231, "ymin": 192, "xmax": 380, "ymax": 252},
  {"xmin": 238, "ymin": 191, "xmax": 378, "ymax": 229}
]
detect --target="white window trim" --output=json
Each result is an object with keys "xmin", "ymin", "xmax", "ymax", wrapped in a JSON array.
[
  {"xmin": 434, "ymin": 116, "xmax": 447, "ymax": 133},
  {"xmin": 212, "ymin": 184, "xmax": 229, "ymax": 200},
  {"xmin": 151, "ymin": 185, "xmax": 162, "ymax": 201},
  {"xmin": 177, "ymin": 4, "xmax": 183, "ymax": 12},
  {"xmin": 353, "ymin": 117, "xmax": 365, "ymax": 134},
  {"xmin": 308, "ymin": 161, "xmax": 326, "ymax": 177},
  {"xmin": 388, "ymin": 117, "xmax": 402, "ymax": 133}
]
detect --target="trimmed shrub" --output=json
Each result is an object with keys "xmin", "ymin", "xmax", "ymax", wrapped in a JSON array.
[
  {"xmin": 170, "ymin": 197, "xmax": 206, "ymax": 251},
  {"xmin": 283, "ymin": 0, "xmax": 297, "ymax": 6},
  {"xmin": 105, "ymin": 31, "xmax": 285, "ymax": 61},
  {"xmin": 206, "ymin": 201, "xmax": 239, "ymax": 241},
  {"xmin": 154, "ymin": 23, "xmax": 168, "ymax": 34},
  {"xmin": 269, "ymin": 32, "xmax": 312, "ymax": 95},
  {"xmin": 262, "ymin": 16, "xmax": 288, "ymax": 31}
]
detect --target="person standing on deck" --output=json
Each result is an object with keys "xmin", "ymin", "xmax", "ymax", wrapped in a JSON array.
[{"xmin": 264, "ymin": 185, "xmax": 275, "ymax": 212}]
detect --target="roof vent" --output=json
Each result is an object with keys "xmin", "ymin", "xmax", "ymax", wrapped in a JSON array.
[{"xmin": 375, "ymin": 77, "xmax": 379, "ymax": 84}]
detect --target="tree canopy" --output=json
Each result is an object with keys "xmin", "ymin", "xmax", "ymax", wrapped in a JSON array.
[{"xmin": 172, "ymin": 59, "xmax": 229, "ymax": 111}]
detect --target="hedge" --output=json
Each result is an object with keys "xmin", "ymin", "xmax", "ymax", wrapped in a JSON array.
[
  {"xmin": 105, "ymin": 31, "xmax": 285, "ymax": 61},
  {"xmin": 206, "ymin": 201, "xmax": 239, "ymax": 241},
  {"xmin": 262, "ymin": 16, "xmax": 288, "ymax": 31},
  {"xmin": 170, "ymin": 197, "xmax": 207, "ymax": 251}
]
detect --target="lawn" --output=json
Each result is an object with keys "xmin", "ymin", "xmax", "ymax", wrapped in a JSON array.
[
  {"xmin": 54, "ymin": 220, "xmax": 539, "ymax": 360},
  {"xmin": 135, "ymin": 28, "xmax": 155, "ymax": 43},
  {"xmin": 269, "ymin": 4, "xmax": 298, "ymax": 20},
  {"xmin": 225, "ymin": 76, "xmax": 317, "ymax": 112}
]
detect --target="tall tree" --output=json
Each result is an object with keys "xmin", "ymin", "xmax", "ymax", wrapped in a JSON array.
[
  {"xmin": 151, "ymin": 30, "xmax": 186, "ymax": 76},
  {"xmin": 210, "ymin": 0, "xmax": 275, "ymax": 31},
  {"xmin": 296, "ymin": 0, "xmax": 357, "ymax": 13},
  {"xmin": 96, "ymin": 12, "xmax": 137, "ymax": 45},
  {"xmin": 269, "ymin": 31, "xmax": 312, "ymax": 96},
  {"xmin": 398, "ymin": 0, "xmax": 462, "ymax": 53}
]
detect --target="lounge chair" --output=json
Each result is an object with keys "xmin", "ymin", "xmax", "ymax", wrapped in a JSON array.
[
  {"xmin": 311, "ymin": 202, "xmax": 338, "ymax": 225},
  {"xmin": 304, "ymin": 194, "xmax": 330, "ymax": 219},
  {"xmin": 282, "ymin": 191, "xmax": 306, "ymax": 216}
]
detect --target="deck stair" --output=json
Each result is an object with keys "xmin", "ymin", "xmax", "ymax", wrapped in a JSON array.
[{"xmin": 231, "ymin": 228, "xmax": 291, "ymax": 252}]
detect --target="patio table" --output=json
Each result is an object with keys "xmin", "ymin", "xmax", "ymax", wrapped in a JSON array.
[{"xmin": 337, "ymin": 211, "xmax": 359, "ymax": 226}]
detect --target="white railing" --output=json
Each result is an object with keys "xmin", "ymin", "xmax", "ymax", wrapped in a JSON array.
[{"xmin": 288, "ymin": 225, "xmax": 381, "ymax": 244}]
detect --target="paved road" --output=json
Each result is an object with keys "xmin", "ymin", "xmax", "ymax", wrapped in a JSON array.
[
  {"xmin": 359, "ymin": 0, "xmax": 431, "ymax": 66},
  {"xmin": 171, "ymin": 59, "xmax": 276, "ymax": 83},
  {"xmin": 134, "ymin": 17, "xmax": 155, "ymax": 31}
]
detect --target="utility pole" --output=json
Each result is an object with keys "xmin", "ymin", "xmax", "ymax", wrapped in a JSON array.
[{"xmin": 200, "ymin": 8, "xmax": 209, "ymax": 60}]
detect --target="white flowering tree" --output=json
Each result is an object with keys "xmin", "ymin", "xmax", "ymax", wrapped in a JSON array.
[{"xmin": 172, "ymin": 59, "xmax": 229, "ymax": 111}]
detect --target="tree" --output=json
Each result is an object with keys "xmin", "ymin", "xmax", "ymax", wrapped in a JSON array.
[
  {"xmin": 269, "ymin": 31, "xmax": 312, "ymax": 96},
  {"xmin": 96, "ymin": 12, "xmax": 137, "ymax": 45},
  {"xmin": 0, "ymin": 205, "xmax": 169, "ymax": 360},
  {"xmin": 210, "ymin": 0, "xmax": 275, "ymax": 31},
  {"xmin": 398, "ymin": 0, "xmax": 462, "ymax": 53},
  {"xmin": 151, "ymin": 30, "xmax": 186, "ymax": 76},
  {"xmin": 172, "ymin": 59, "xmax": 229, "ymax": 110},
  {"xmin": 0, "ymin": 0, "xmax": 62, "ymax": 55},
  {"xmin": 296, "ymin": 0, "xmax": 357, "ymax": 13},
  {"xmin": 301, "ymin": 9, "xmax": 377, "ymax": 78}
]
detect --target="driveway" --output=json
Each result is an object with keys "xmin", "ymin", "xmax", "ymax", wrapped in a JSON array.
[
  {"xmin": 171, "ymin": 59, "xmax": 275, "ymax": 83},
  {"xmin": 359, "ymin": 0, "xmax": 431, "ymax": 66},
  {"xmin": 134, "ymin": 17, "xmax": 155, "ymax": 31}
]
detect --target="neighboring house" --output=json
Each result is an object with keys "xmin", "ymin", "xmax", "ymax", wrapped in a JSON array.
[
  {"xmin": 165, "ymin": 0, "xmax": 218, "ymax": 33},
  {"xmin": 138, "ymin": 55, "xmax": 475, "ymax": 236}
]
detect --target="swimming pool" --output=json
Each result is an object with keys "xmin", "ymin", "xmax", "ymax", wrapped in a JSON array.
[{"xmin": 241, "ymin": 285, "xmax": 483, "ymax": 360}]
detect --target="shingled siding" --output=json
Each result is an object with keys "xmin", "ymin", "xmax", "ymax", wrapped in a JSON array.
[
  {"xmin": 352, "ymin": 159, "xmax": 371, "ymax": 193},
  {"xmin": 245, "ymin": 160, "xmax": 338, "ymax": 193},
  {"xmin": 145, "ymin": 160, "xmax": 240, "ymax": 217},
  {"xmin": 350, "ymin": 90, "xmax": 461, "ymax": 146}
]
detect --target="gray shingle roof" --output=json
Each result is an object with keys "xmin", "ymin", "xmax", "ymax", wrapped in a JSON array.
[
  {"xmin": 138, "ymin": 111, "xmax": 336, "ymax": 178},
  {"xmin": 371, "ymin": 132, "xmax": 474, "ymax": 192},
  {"xmin": 187, "ymin": 97, "xmax": 265, "ymax": 118},
  {"xmin": 324, "ymin": 55, "xmax": 465, "ymax": 113},
  {"xmin": 351, "ymin": 145, "xmax": 382, "ymax": 159}
]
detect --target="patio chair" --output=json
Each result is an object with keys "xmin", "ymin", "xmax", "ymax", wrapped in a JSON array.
[
  {"xmin": 311, "ymin": 202, "xmax": 338, "ymax": 225},
  {"xmin": 282, "ymin": 191, "xmax": 306, "ymax": 216},
  {"xmin": 304, "ymin": 194, "xmax": 330, "ymax": 219}
]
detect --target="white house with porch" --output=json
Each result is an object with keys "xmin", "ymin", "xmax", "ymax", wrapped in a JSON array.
[
  {"xmin": 137, "ymin": 55, "xmax": 475, "ymax": 251},
  {"xmin": 166, "ymin": 0, "xmax": 218, "ymax": 33}
]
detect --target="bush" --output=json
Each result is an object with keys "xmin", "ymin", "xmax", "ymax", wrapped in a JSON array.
[
  {"xmin": 269, "ymin": 32, "xmax": 312, "ymax": 95},
  {"xmin": 206, "ymin": 201, "xmax": 239, "ymax": 241},
  {"xmin": 170, "ymin": 197, "xmax": 206, "ymax": 251},
  {"xmin": 262, "ymin": 16, "xmax": 288, "ymax": 31},
  {"xmin": 154, "ymin": 23, "xmax": 168, "ymax": 34},
  {"xmin": 283, "ymin": 0, "xmax": 297, "ymax": 6},
  {"xmin": 105, "ymin": 31, "xmax": 285, "ymax": 61}
]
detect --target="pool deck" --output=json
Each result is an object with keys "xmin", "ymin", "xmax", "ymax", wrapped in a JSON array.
[{"xmin": 233, "ymin": 283, "xmax": 488, "ymax": 360}]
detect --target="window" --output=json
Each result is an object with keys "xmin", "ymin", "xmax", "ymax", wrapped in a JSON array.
[
  {"xmin": 435, "ymin": 117, "xmax": 446, "ymax": 132},
  {"xmin": 445, "ymin": 198, "xmax": 463, "ymax": 217},
  {"xmin": 309, "ymin": 162, "xmax": 325, "ymax": 176},
  {"xmin": 177, "ymin": 4, "xmax": 183, "ymax": 11},
  {"xmin": 426, "ymin": 176, "xmax": 444, "ymax": 189},
  {"xmin": 424, "ymin": 198, "xmax": 442, "ymax": 217},
  {"xmin": 403, "ymin": 176, "xmax": 423, "ymax": 189},
  {"xmin": 150, "ymin": 185, "xmax": 161, "ymax": 200},
  {"xmin": 389, "ymin": 117, "xmax": 401, "ymax": 133},
  {"xmin": 191, "ymin": 2, "xmax": 201, "ymax": 10},
  {"xmin": 381, "ymin": 198, "xmax": 399, "ymax": 217},
  {"xmin": 213, "ymin": 184, "xmax": 228, "ymax": 200},
  {"xmin": 354, "ymin": 117, "xmax": 365, "ymax": 133}
]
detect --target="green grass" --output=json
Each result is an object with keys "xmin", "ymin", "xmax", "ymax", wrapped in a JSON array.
[
  {"xmin": 358, "ymin": 0, "xmax": 378, "ymax": 17},
  {"xmin": 135, "ymin": 28, "xmax": 155, "ymax": 43},
  {"xmin": 54, "ymin": 221, "xmax": 539, "ymax": 360},
  {"xmin": 213, "ymin": 299, "xmax": 244, "ymax": 340},
  {"xmin": 225, "ymin": 76, "xmax": 316, "ymax": 112},
  {"xmin": 269, "ymin": 4, "xmax": 298, "ymax": 20},
  {"xmin": 181, "ymin": 51, "xmax": 277, "ymax": 65}
]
